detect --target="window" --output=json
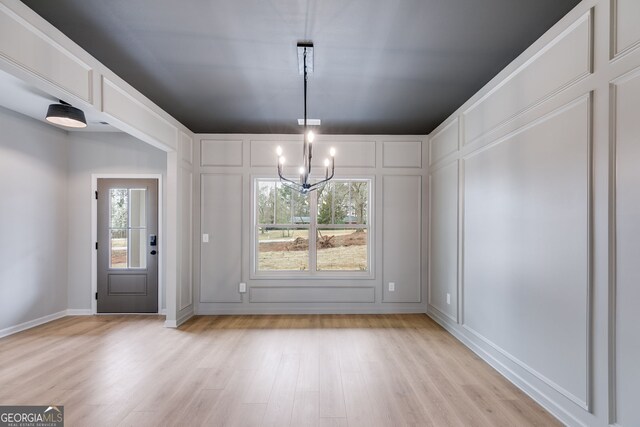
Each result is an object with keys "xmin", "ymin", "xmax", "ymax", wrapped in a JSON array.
[{"xmin": 254, "ymin": 178, "xmax": 371, "ymax": 275}]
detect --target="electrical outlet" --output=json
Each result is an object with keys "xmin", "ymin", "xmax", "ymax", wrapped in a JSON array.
[
  {"xmin": 389, "ymin": 282, "xmax": 395, "ymax": 292},
  {"xmin": 202, "ymin": 233, "xmax": 209, "ymax": 243},
  {"xmin": 239, "ymin": 282, "xmax": 246, "ymax": 293},
  {"xmin": 446, "ymin": 293, "xmax": 451, "ymax": 305}
]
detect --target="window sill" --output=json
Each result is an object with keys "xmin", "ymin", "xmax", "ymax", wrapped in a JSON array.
[{"xmin": 250, "ymin": 271, "xmax": 374, "ymax": 281}]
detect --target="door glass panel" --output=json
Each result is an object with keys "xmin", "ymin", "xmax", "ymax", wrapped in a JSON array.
[
  {"xmin": 108, "ymin": 187, "xmax": 147, "ymax": 269},
  {"xmin": 110, "ymin": 189, "xmax": 128, "ymax": 228},
  {"xmin": 129, "ymin": 189, "xmax": 146, "ymax": 227},
  {"xmin": 129, "ymin": 229, "xmax": 147, "ymax": 268},
  {"xmin": 110, "ymin": 229, "xmax": 128, "ymax": 268}
]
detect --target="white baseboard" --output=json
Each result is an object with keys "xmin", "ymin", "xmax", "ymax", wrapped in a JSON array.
[
  {"xmin": 426, "ymin": 310, "xmax": 585, "ymax": 427},
  {"xmin": 194, "ymin": 306, "xmax": 428, "ymax": 315},
  {"xmin": 0, "ymin": 310, "xmax": 67, "ymax": 339},
  {"xmin": 66, "ymin": 309, "xmax": 92, "ymax": 316},
  {"xmin": 165, "ymin": 309, "xmax": 194, "ymax": 328}
]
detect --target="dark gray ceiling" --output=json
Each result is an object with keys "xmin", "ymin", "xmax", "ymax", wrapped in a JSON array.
[{"xmin": 21, "ymin": 0, "xmax": 581, "ymax": 134}]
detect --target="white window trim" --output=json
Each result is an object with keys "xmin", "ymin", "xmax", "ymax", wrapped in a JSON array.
[{"xmin": 250, "ymin": 175, "xmax": 375, "ymax": 280}]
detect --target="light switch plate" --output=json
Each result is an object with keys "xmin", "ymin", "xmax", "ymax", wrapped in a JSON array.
[
  {"xmin": 446, "ymin": 293, "xmax": 451, "ymax": 304},
  {"xmin": 202, "ymin": 233, "xmax": 209, "ymax": 243},
  {"xmin": 389, "ymin": 282, "xmax": 395, "ymax": 292},
  {"xmin": 239, "ymin": 282, "xmax": 246, "ymax": 293}
]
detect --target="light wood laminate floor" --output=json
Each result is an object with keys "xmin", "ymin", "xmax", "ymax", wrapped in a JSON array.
[{"xmin": 0, "ymin": 314, "xmax": 561, "ymax": 426}]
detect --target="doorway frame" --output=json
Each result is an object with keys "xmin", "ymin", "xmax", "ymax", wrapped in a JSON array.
[{"xmin": 91, "ymin": 173, "xmax": 164, "ymax": 315}]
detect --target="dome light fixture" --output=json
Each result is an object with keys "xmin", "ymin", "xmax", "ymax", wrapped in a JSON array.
[
  {"xmin": 45, "ymin": 100, "xmax": 87, "ymax": 128},
  {"xmin": 276, "ymin": 42, "xmax": 335, "ymax": 194}
]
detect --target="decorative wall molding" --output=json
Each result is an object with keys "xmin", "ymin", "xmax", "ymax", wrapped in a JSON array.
[
  {"xmin": 429, "ymin": 117, "xmax": 459, "ymax": 166},
  {"xmin": 249, "ymin": 286, "xmax": 376, "ymax": 304},
  {"xmin": 201, "ymin": 139, "xmax": 243, "ymax": 167},
  {"xmin": 610, "ymin": 0, "xmax": 640, "ymax": 60},
  {"xmin": 462, "ymin": 9, "xmax": 593, "ymax": 147},
  {"xmin": 101, "ymin": 76, "xmax": 178, "ymax": 150},
  {"xmin": 179, "ymin": 168, "xmax": 194, "ymax": 311},
  {"xmin": 460, "ymin": 93, "xmax": 593, "ymax": 411},
  {"xmin": 0, "ymin": 3, "xmax": 93, "ymax": 103},
  {"xmin": 382, "ymin": 140, "xmax": 422, "ymax": 168},
  {"xmin": 609, "ymin": 64, "xmax": 640, "ymax": 426},
  {"xmin": 428, "ymin": 309, "xmax": 587, "ymax": 427},
  {"xmin": 382, "ymin": 175, "xmax": 422, "ymax": 303}
]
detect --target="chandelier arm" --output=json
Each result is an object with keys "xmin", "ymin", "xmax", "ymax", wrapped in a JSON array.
[
  {"xmin": 308, "ymin": 170, "xmax": 336, "ymax": 191},
  {"xmin": 277, "ymin": 171, "xmax": 302, "ymax": 188},
  {"xmin": 280, "ymin": 181, "xmax": 303, "ymax": 192}
]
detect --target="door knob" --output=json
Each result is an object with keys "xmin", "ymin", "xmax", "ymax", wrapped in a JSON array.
[{"xmin": 150, "ymin": 250, "xmax": 157, "ymax": 255}]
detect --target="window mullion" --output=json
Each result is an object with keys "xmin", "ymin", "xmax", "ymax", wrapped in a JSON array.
[
  {"xmin": 309, "ymin": 189, "xmax": 318, "ymax": 273},
  {"xmin": 273, "ymin": 184, "xmax": 277, "ymax": 225}
]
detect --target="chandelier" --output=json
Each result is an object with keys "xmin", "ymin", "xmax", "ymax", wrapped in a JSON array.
[{"xmin": 276, "ymin": 42, "xmax": 335, "ymax": 194}]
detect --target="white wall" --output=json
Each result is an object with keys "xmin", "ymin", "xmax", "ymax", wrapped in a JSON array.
[
  {"xmin": 195, "ymin": 134, "xmax": 427, "ymax": 314},
  {"xmin": 427, "ymin": 0, "xmax": 640, "ymax": 426},
  {"xmin": 66, "ymin": 132, "xmax": 166, "ymax": 311},
  {"xmin": 0, "ymin": 106, "xmax": 68, "ymax": 332}
]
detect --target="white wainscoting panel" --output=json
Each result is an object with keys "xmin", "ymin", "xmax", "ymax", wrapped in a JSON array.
[
  {"xmin": 382, "ymin": 175, "xmax": 422, "ymax": 303},
  {"xmin": 251, "ymin": 139, "xmax": 376, "ymax": 168},
  {"xmin": 201, "ymin": 139, "xmax": 243, "ymax": 167},
  {"xmin": 611, "ymin": 0, "xmax": 640, "ymax": 58},
  {"xmin": 0, "ymin": 3, "xmax": 93, "ymax": 103},
  {"xmin": 311, "ymin": 140, "xmax": 376, "ymax": 168},
  {"xmin": 463, "ymin": 95, "xmax": 591, "ymax": 408},
  {"xmin": 463, "ymin": 10, "xmax": 592, "ymax": 145},
  {"xmin": 382, "ymin": 140, "xmax": 422, "ymax": 168},
  {"xmin": 612, "ymin": 68, "xmax": 640, "ymax": 427},
  {"xmin": 179, "ymin": 168, "xmax": 193, "ymax": 310},
  {"xmin": 102, "ymin": 77, "xmax": 178, "ymax": 149},
  {"xmin": 180, "ymin": 132, "xmax": 193, "ymax": 165},
  {"xmin": 428, "ymin": 161, "xmax": 458, "ymax": 321},
  {"xmin": 249, "ymin": 286, "xmax": 375, "ymax": 303},
  {"xmin": 200, "ymin": 174, "xmax": 243, "ymax": 303},
  {"xmin": 250, "ymin": 139, "xmax": 298, "ymax": 167},
  {"xmin": 429, "ymin": 118, "xmax": 459, "ymax": 165}
]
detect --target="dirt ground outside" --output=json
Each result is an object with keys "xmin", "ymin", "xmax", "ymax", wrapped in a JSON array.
[{"xmin": 258, "ymin": 230, "xmax": 368, "ymax": 271}]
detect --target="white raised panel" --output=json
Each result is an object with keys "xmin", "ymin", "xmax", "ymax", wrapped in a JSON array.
[
  {"xmin": 463, "ymin": 10, "xmax": 592, "ymax": 145},
  {"xmin": 0, "ymin": 4, "xmax": 92, "ymax": 102},
  {"xmin": 201, "ymin": 139, "xmax": 243, "ymax": 167},
  {"xmin": 180, "ymin": 132, "xmax": 193, "ymax": 165},
  {"xmin": 200, "ymin": 174, "xmax": 243, "ymax": 303},
  {"xmin": 429, "ymin": 118, "xmax": 459, "ymax": 165},
  {"xmin": 249, "ymin": 286, "xmax": 375, "ymax": 303},
  {"xmin": 251, "ymin": 139, "xmax": 298, "ymax": 167},
  {"xmin": 102, "ymin": 77, "xmax": 178, "ymax": 150},
  {"xmin": 311, "ymin": 140, "xmax": 376, "ymax": 168},
  {"xmin": 613, "ymin": 69, "xmax": 640, "ymax": 427},
  {"xmin": 429, "ymin": 161, "xmax": 458, "ymax": 321},
  {"xmin": 251, "ymin": 139, "xmax": 376, "ymax": 168},
  {"xmin": 463, "ymin": 95, "xmax": 591, "ymax": 408},
  {"xmin": 382, "ymin": 175, "xmax": 422, "ymax": 303},
  {"xmin": 611, "ymin": 0, "xmax": 640, "ymax": 58},
  {"xmin": 382, "ymin": 141, "xmax": 422, "ymax": 168},
  {"xmin": 179, "ymin": 168, "xmax": 193, "ymax": 310}
]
